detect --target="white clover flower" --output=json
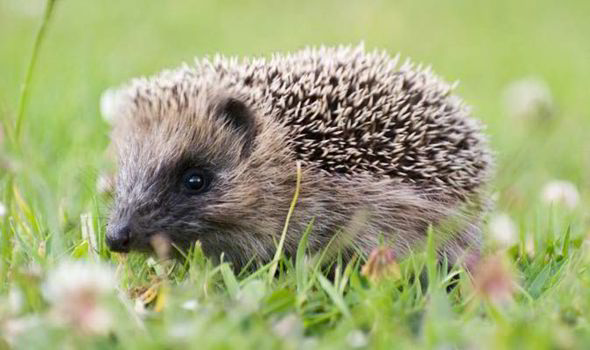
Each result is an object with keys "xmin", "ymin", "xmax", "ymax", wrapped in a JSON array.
[
  {"xmin": 473, "ymin": 254, "xmax": 516, "ymax": 305},
  {"xmin": 134, "ymin": 298, "xmax": 149, "ymax": 317},
  {"xmin": 541, "ymin": 180, "xmax": 580, "ymax": 209},
  {"xmin": 346, "ymin": 329, "xmax": 369, "ymax": 348},
  {"xmin": 43, "ymin": 260, "xmax": 116, "ymax": 335},
  {"xmin": 503, "ymin": 77, "xmax": 554, "ymax": 121},
  {"xmin": 44, "ymin": 261, "xmax": 116, "ymax": 301},
  {"xmin": 488, "ymin": 213, "xmax": 518, "ymax": 247},
  {"xmin": 181, "ymin": 299, "xmax": 199, "ymax": 311},
  {"xmin": 1, "ymin": 316, "xmax": 42, "ymax": 347},
  {"xmin": 272, "ymin": 314, "xmax": 303, "ymax": 339},
  {"xmin": 8, "ymin": 287, "xmax": 24, "ymax": 315},
  {"xmin": 168, "ymin": 322, "xmax": 194, "ymax": 340},
  {"xmin": 0, "ymin": 201, "xmax": 6, "ymax": 217}
]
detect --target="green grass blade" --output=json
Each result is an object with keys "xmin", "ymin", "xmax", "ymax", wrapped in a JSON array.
[
  {"xmin": 220, "ymin": 263, "xmax": 240, "ymax": 299},
  {"xmin": 14, "ymin": 0, "xmax": 58, "ymax": 145},
  {"xmin": 268, "ymin": 161, "xmax": 302, "ymax": 282},
  {"xmin": 296, "ymin": 218, "xmax": 314, "ymax": 294},
  {"xmin": 317, "ymin": 273, "xmax": 351, "ymax": 319}
]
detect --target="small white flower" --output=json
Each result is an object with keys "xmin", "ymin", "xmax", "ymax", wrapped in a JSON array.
[
  {"xmin": 169, "ymin": 322, "xmax": 194, "ymax": 339},
  {"xmin": 272, "ymin": 314, "xmax": 303, "ymax": 339},
  {"xmin": 541, "ymin": 180, "xmax": 580, "ymax": 209},
  {"xmin": 181, "ymin": 299, "xmax": 199, "ymax": 311},
  {"xmin": 8, "ymin": 287, "xmax": 24, "ymax": 315},
  {"xmin": 44, "ymin": 261, "xmax": 116, "ymax": 302},
  {"xmin": 473, "ymin": 254, "xmax": 516, "ymax": 305},
  {"xmin": 134, "ymin": 298, "xmax": 149, "ymax": 316},
  {"xmin": 43, "ymin": 260, "xmax": 116, "ymax": 335},
  {"xmin": 100, "ymin": 88, "xmax": 125, "ymax": 124},
  {"xmin": 346, "ymin": 329, "xmax": 369, "ymax": 348},
  {"xmin": 503, "ymin": 77, "xmax": 554, "ymax": 121},
  {"xmin": 0, "ymin": 201, "xmax": 6, "ymax": 217},
  {"xmin": 488, "ymin": 213, "xmax": 518, "ymax": 247},
  {"xmin": 1, "ymin": 316, "xmax": 41, "ymax": 346}
]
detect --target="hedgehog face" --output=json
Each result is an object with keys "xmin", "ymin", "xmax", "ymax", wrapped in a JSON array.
[{"xmin": 106, "ymin": 89, "xmax": 274, "ymax": 255}]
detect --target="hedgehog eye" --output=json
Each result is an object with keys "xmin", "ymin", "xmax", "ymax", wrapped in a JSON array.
[{"xmin": 182, "ymin": 168, "xmax": 209, "ymax": 194}]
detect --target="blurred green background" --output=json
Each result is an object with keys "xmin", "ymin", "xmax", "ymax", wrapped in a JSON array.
[{"xmin": 1, "ymin": 0, "xmax": 589, "ymax": 222}]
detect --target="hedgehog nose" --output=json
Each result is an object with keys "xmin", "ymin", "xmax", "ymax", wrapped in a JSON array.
[{"xmin": 106, "ymin": 224, "xmax": 131, "ymax": 253}]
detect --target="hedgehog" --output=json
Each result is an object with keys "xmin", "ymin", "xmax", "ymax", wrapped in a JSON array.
[{"xmin": 104, "ymin": 45, "xmax": 493, "ymax": 271}]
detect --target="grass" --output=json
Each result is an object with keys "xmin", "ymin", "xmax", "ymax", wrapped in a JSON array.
[{"xmin": 1, "ymin": 0, "xmax": 590, "ymax": 349}]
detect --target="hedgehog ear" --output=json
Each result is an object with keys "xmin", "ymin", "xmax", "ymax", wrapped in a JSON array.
[{"xmin": 216, "ymin": 97, "xmax": 257, "ymax": 158}]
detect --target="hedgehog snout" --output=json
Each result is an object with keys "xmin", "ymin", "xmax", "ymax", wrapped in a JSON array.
[
  {"xmin": 106, "ymin": 221, "xmax": 131, "ymax": 253},
  {"xmin": 107, "ymin": 203, "xmax": 142, "ymax": 253}
]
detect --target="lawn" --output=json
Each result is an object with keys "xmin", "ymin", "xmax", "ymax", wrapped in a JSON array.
[{"xmin": 1, "ymin": 0, "xmax": 590, "ymax": 349}]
